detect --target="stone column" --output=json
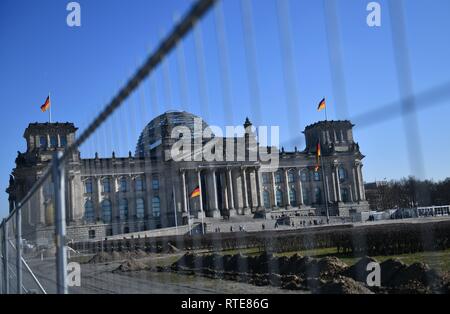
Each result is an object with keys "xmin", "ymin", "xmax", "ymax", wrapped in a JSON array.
[
  {"xmin": 284, "ymin": 169, "xmax": 291, "ymax": 208},
  {"xmin": 226, "ymin": 168, "xmax": 236, "ymax": 216},
  {"xmin": 254, "ymin": 168, "xmax": 263, "ymax": 210},
  {"xmin": 222, "ymin": 172, "xmax": 229, "ymax": 210},
  {"xmin": 208, "ymin": 169, "xmax": 221, "ymax": 218},
  {"xmin": 241, "ymin": 167, "xmax": 250, "ymax": 215},
  {"xmin": 271, "ymin": 171, "xmax": 277, "ymax": 209},
  {"xmin": 357, "ymin": 164, "xmax": 365, "ymax": 201},
  {"xmin": 335, "ymin": 165, "xmax": 342, "ymax": 202},
  {"xmin": 197, "ymin": 169, "xmax": 205, "ymax": 218},
  {"xmin": 352, "ymin": 166, "xmax": 361, "ymax": 201},
  {"xmin": 297, "ymin": 172, "xmax": 304, "ymax": 206}
]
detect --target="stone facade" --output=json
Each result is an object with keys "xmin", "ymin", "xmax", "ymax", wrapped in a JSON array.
[{"xmin": 6, "ymin": 111, "xmax": 369, "ymax": 242}]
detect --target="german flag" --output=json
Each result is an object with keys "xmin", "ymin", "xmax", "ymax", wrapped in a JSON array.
[
  {"xmin": 40, "ymin": 95, "xmax": 51, "ymax": 112},
  {"xmin": 317, "ymin": 98, "xmax": 326, "ymax": 111},
  {"xmin": 315, "ymin": 141, "xmax": 321, "ymax": 171},
  {"xmin": 190, "ymin": 186, "xmax": 201, "ymax": 198}
]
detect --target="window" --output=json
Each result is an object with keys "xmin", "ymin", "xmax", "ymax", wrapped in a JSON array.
[
  {"xmin": 119, "ymin": 199, "xmax": 128, "ymax": 220},
  {"xmin": 119, "ymin": 177, "xmax": 128, "ymax": 192},
  {"xmin": 341, "ymin": 188, "xmax": 350, "ymax": 203},
  {"xmin": 288, "ymin": 171, "xmax": 295, "ymax": 183},
  {"xmin": 314, "ymin": 187, "xmax": 322, "ymax": 204},
  {"xmin": 263, "ymin": 190, "xmax": 270, "ymax": 208},
  {"xmin": 40, "ymin": 136, "xmax": 48, "ymax": 149},
  {"xmin": 102, "ymin": 178, "xmax": 111, "ymax": 193},
  {"xmin": 85, "ymin": 179, "xmax": 93, "ymax": 194},
  {"xmin": 302, "ymin": 188, "xmax": 310, "ymax": 205},
  {"xmin": 84, "ymin": 200, "xmax": 95, "ymax": 222},
  {"xmin": 135, "ymin": 177, "xmax": 144, "ymax": 191},
  {"xmin": 124, "ymin": 227, "xmax": 130, "ymax": 234},
  {"xmin": 338, "ymin": 166, "xmax": 347, "ymax": 182},
  {"xmin": 50, "ymin": 135, "xmax": 58, "ymax": 148},
  {"xmin": 276, "ymin": 189, "xmax": 283, "ymax": 207},
  {"xmin": 152, "ymin": 176, "xmax": 160, "ymax": 191},
  {"xmin": 152, "ymin": 197, "xmax": 161, "ymax": 217},
  {"xmin": 106, "ymin": 228, "xmax": 113, "ymax": 236},
  {"xmin": 275, "ymin": 171, "xmax": 282, "ymax": 184},
  {"xmin": 262, "ymin": 173, "xmax": 270, "ymax": 184},
  {"xmin": 60, "ymin": 136, "xmax": 67, "ymax": 147},
  {"xmin": 101, "ymin": 200, "xmax": 112, "ymax": 223},
  {"xmin": 290, "ymin": 188, "xmax": 297, "ymax": 206},
  {"xmin": 300, "ymin": 170, "xmax": 309, "ymax": 182},
  {"xmin": 88, "ymin": 230, "xmax": 96, "ymax": 239},
  {"xmin": 314, "ymin": 171, "xmax": 321, "ymax": 182},
  {"xmin": 136, "ymin": 198, "xmax": 145, "ymax": 219}
]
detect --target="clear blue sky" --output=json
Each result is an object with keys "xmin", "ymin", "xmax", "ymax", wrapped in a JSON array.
[{"xmin": 1, "ymin": 0, "xmax": 449, "ymax": 218}]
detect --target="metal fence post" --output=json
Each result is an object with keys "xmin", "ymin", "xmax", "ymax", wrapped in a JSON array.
[
  {"xmin": 2, "ymin": 219, "xmax": 9, "ymax": 294},
  {"xmin": 52, "ymin": 152, "xmax": 68, "ymax": 294},
  {"xmin": 16, "ymin": 204, "xmax": 23, "ymax": 294}
]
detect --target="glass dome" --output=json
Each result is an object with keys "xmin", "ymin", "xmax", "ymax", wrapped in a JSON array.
[{"xmin": 135, "ymin": 111, "xmax": 211, "ymax": 157}]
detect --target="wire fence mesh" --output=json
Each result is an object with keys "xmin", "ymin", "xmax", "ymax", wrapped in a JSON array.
[{"xmin": 1, "ymin": 0, "xmax": 450, "ymax": 294}]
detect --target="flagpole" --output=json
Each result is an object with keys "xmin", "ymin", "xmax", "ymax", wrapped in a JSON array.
[
  {"xmin": 187, "ymin": 193, "xmax": 192, "ymax": 236},
  {"xmin": 48, "ymin": 92, "xmax": 52, "ymax": 123},
  {"xmin": 324, "ymin": 97, "xmax": 328, "ymax": 121}
]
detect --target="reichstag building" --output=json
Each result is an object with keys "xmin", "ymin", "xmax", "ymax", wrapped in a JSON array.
[{"xmin": 6, "ymin": 111, "xmax": 369, "ymax": 242}]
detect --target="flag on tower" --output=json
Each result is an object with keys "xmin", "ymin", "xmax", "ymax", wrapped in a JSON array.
[
  {"xmin": 317, "ymin": 98, "xmax": 326, "ymax": 111},
  {"xmin": 40, "ymin": 95, "xmax": 51, "ymax": 112}
]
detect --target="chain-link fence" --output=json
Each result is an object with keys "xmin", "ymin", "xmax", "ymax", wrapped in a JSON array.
[{"xmin": 2, "ymin": 0, "xmax": 450, "ymax": 294}]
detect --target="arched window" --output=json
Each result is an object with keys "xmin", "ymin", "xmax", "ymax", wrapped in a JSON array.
[
  {"xmin": 101, "ymin": 200, "xmax": 112, "ymax": 223},
  {"xmin": 50, "ymin": 135, "xmax": 58, "ymax": 148},
  {"xmin": 60, "ymin": 136, "xmax": 67, "ymax": 147},
  {"xmin": 152, "ymin": 197, "xmax": 161, "ymax": 217},
  {"xmin": 40, "ymin": 136, "xmax": 48, "ymax": 149},
  {"xmin": 119, "ymin": 198, "xmax": 128, "ymax": 220},
  {"xmin": 288, "ymin": 171, "xmax": 295, "ymax": 183},
  {"xmin": 85, "ymin": 179, "xmax": 93, "ymax": 194},
  {"xmin": 135, "ymin": 177, "xmax": 144, "ymax": 191},
  {"xmin": 263, "ymin": 190, "xmax": 270, "ymax": 208},
  {"xmin": 276, "ymin": 189, "xmax": 283, "ymax": 207},
  {"xmin": 290, "ymin": 188, "xmax": 297, "ymax": 206},
  {"xmin": 152, "ymin": 176, "xmax": 160, "ymax": 191},
  {"xmin": 341, "ymin": 188, "xmax": 350, "ymax": 203},
  {"xmin": 136, "ymin": 198, "xmax": 145, "ymax": 219},
  {"xmin": 262, "ymin": 173, "xmax": 270, "ymax": 184},
  {"xmin": 314, "ymin": 171, "xmax": 321, "ymax": 182},
  {"xmin": 302, "ymin": 187, "xmax": 310, "ymax": 205},
  {"xmin": 84, "ymin": 200, "xmax": 95, "ymax": 222},
  {"xmin": 314, "ymin": 187, "xmax": 322, "ymax": 204},
  {"xmin": 300, "ymin": 170, "xmax": 309, "ymax": 182},
  {"xmin": 119, "ymin": 177, "xmax": 128, "ymax": 192},
  {"xmin": 102, "ymin": 178, "xmax": 111, "ymax": 193},
  {"xmin": 338, "ymin": 166, "xmax": 347, "ymax": 182},
  {"xmin": 275, "ymin": 171, "xmax": 282, "ymax": 184}
]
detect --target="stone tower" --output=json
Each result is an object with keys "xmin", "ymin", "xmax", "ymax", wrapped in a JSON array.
[{"xmin": 6, "ymin": 122, "xmax": 81, "ymax": 226}]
